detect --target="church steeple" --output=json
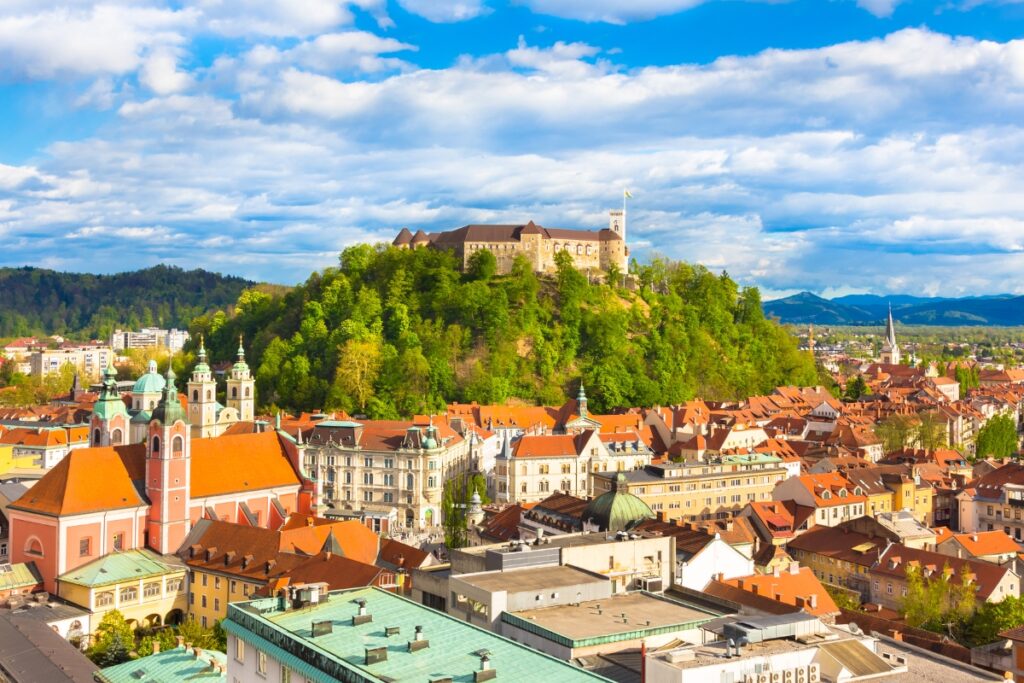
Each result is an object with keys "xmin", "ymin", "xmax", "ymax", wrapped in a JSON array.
[
  {"xmin": 881, "ymin": 304, "xmax": 901, "ymax": 365},
  {"xmin": 577, "ymin": 381, "xmax": 588, "ymax": 420},
  {"xmin": 146, "ymin": 366, "xmax": 191, "ymax": 554},
  {"xmin": 226, "ymin": 334, "xmax": 255, "ymax": 422},
  {"xmin": 90, "ymin": 365, "xmax": 129, "ymax": 446},
  {"xmin": 187, "ymin": 336, "xmax": 217, "ymax": 437}
]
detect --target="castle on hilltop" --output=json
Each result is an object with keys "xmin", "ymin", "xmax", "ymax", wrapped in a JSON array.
[{"xmin": 392, "ymin": 210, "xmax": 629, "ymax": 275}]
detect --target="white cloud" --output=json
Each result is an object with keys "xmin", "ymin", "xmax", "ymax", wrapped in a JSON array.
[
  {"xmin": 140, "ymin": 50, "xmax": 193, "ymax": 94},
  {"xmin": 856, "ymin": 0, "xmax": 902, "ymax": 17},
  {"xmin": 0, "ymin": 4, "xmax": 196, "ymax": 79},
  {"xmin": 397, "ymin": 0, "xmax": 488, "ymax": 22}
]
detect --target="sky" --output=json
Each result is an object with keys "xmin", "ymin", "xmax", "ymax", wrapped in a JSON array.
[{"xmin": 3, "ymin": 1, "xmax": 1024, "ymax": 298}]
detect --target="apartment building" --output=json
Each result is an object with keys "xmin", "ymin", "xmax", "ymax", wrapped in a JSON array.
[
  {"xmin": 592, "ymin": 453, "xmax": 787, "ymax": 521},
  {"xmin": 30, "ymin": 344, "xmax": 113, "ymax": 381}
]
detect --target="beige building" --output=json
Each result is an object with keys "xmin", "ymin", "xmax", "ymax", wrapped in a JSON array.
[
  {"xmin": 304, "ymin": 419, "xmax": 470, "ymax": 529},
  {"xmin": 30, "ymin": 345, "xmax": 114, "ymax": 380},
  {"xmin": 500, "ymin": 430, "xmax": 604, "ymax": 503},
  {"xmin": 393, "ymin": 210, "xmax": 629, "ymax": 275},
  {"xmin": 593, "ymin": 454, "xmax": 788, "ymax": 521}
]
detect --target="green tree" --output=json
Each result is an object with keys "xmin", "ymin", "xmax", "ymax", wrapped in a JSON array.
[
  {"xmin": 843, "ymin": 375, "xmax": 869, "ymax": 401},
  {"xmin": 901, "ymin": 562, "xmax": 977, "ymax": 636},
  {"xmin": 86, "ymin": 610, "xmax": 135, "ymax": 666},
  {"xmin": 876, "ymin": 414, "xmax": 915, "ymax": 454},
  {"xmin": 332, "ymin": 337, "xmax": 383, "ymax": 412},
  {"xmin": 965, "ymin": 595, "xmax": 1024, "ymax": 646},
  {"xmin": 915, "ymin": 411, "xmax": 948, "ymax": 451},
  {"xmin": 466, "ymin": 249, "xmax": 497, "ymax": 281},
  {"xmin": 976, "ymin": 414, "xmax": 1019, "ymax": 459}
]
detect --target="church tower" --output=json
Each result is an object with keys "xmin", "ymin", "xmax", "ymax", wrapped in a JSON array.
[
  {"xmin": 90, "ymin": 365, "xmax": 129, "ymax": 446},
  {"xmin": 187, "ymin": 336, "xmax": 218, "ymax": 438},
  {"xmin": 146, "ymin": 368, "xmax": 191, "ymax": 555},
  {"xmin": 880, "ymin": 305, "xmax": 901, "ymax": 365},
  {"xmin": 225, "ymin": 335, "xmax": 255, "ymax": 422}
]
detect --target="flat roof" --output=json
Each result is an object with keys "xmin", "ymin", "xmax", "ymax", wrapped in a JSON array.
[
  {"xmin": 225, "ymin": 587, "xmax": 611, "ymax": 683},
  {"xmin": 96, "ymin": 645, "xmax": 227, "ymax": 683},
  {"xmin": 503, "ymin": 593, "xmax": 719, "ymax": 647},
  {"xmin": 0, "ymin": 609, "xmax": 96, "ymax": 682},
  {"xmin": 463, "ymin": 532, "xmax": 666, "ymax": 557},
  {"xmin": 453, "ymin": 565, "xmax": 606, "ymax": 593}
]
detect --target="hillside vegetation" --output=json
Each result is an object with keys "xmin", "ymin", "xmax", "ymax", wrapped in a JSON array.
[
  {"xmin": 0, "ymin": 265, "xmax": 254, "ymax": 339},
  {"xmin": 192, "ymin": 245, "xmax": 817, "ymax": 417}
]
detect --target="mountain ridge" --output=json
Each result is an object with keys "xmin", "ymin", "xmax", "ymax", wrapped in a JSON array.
[{"xmin": 764, "ymin": 291, "xmax": 1024, "ymax": 325}]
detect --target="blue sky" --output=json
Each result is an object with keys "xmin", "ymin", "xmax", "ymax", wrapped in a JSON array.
[{"xmin": 3, "ymin": 1, "xmax": 1024, "ymax": 297}]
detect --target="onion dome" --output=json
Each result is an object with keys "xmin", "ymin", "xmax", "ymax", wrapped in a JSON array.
[
  {"xmin": 93, "ymin": 365, "xmax": 128, "ymax": 421},
  {"xmin": 132, "ymin": 359, "xmax": 166, "ymax": 395},
  {"xmin": 151, "ymin": 367, "xmax": 188, "ymax": 425},
  {"xmin": 583, "ymin": 473, "xmax": 655, "ymax": 533},
  {"xmin": 232, "ymin": 335, "xmax": 249, "ymax": 373},
  {"xmin": 422, "ymin": 422, "xmax": 439, "ymax": 450},
  {"xmin": 393, "ymin": 227, "xmax": 414, "ymax": 246},
  {"xmin": 193, "ymin": 335, "xmax": 211, "ymax": 374}
]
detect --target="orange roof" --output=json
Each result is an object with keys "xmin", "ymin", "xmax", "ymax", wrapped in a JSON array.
[
  {"xmin": 949, "ymin": 530, "xmax": 1019, "ymax": 557},
  {"xmin": 795, "ymin": 472, "xmax": 866, "ymax": 507},
  {"xmin": 0, "ymin": 427, "xmax": 68, "ymax": 448},
  {"xmin": 10, "ymin": 431, "xmax": 301, "ymax": 517},
  {"xmin": 931, "ymin": 527, "xmax": 953, "ymax": 545},
  {"xmin": 278, "ymin": 518, "xmax": 379, "ymax": 564},
  {"xmin": 512, "ymin": 433, "xmax": 584, "ymax": 458},
  {"xmin": 190, "ymin": 431, "xmax": 301, "ymax": 498},
  {"xmin": 719, "ymin": 566, "xmax": 839, "ymax": 617}
]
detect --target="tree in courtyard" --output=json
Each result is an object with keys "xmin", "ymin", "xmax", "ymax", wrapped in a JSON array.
[
  {"xmin": 441, "ymin": 473, "xmax": 489, "ymax": 549},
  {"xmin": 843, "ymin": 375, "xmax": 869, "ymax": 401},
  {"xmin": 965, "ymin": 595, "xmax": 1024, "ymax": 646},
  {"xmin": 914, "ymin": 411, "xmax": 948, "ymax": 451},
  {"xmin": 976, "ymin": 414, "xmax": 1019, "ymax": 459},
  {"xmin": 86, "ymin": 610, "xmax": 134, "ymax": 666},
  {"xmin": 875, "ymin": 414, "xmax": 915, "ymax": 454}
]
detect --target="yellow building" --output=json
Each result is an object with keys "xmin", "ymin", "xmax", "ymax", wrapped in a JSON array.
[
  {"xmin": 56, "ymin": 549, "xmax": 187, "ymax": 638},
  {"xmin": 842, "ymin": 466, "xmax": 935, "ymax": 525},
  {"xmin": 786, "ymin": 526, "xmax": 887, "ymax": 600},
  {"xmin": 592, "ymin": 454, "xmax": 788, "ymax": 521},
  {"xmin": 0, "ymin": 442, "xmax": 43, "ymax": 479}
]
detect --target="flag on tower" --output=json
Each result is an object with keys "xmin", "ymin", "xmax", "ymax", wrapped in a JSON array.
[{"xmin": 624, "ymin": 189, "xmax": 633, "ymax": 199}]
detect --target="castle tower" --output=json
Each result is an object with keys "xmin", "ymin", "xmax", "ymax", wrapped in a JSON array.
[
  {"xmin": 90, "ymin": 365, "xmax": 129, "ymax": 446},
  {"xmin": 225, "ymin": 335, "xmax": 255, "ymax": 422},
  {"xmin": 880, "ymin": 305, "xmax": 901, "ymax": 365},
  {"xmin": 609, "ymin": 209, "xmax": 625, "ymax": 241},
  {"xmin": 146, "ymin": 368, "xmax": 191, "ymax": 555},
  {"xmin": 186, "ymin": 336, "xmax": 218, "ymax": 438}
]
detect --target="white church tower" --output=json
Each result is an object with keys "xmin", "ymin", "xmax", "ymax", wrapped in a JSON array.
[
  {"xmin": 880, "ymin": 305, "xmax": 901, "ymax": 365},
  {"xmin": 226, "ymin": 335, "xmax": 255, "ymax": 422},
  {"xmin": 187, "ymin": 336, "xmax": 218, "ymax": 438}
]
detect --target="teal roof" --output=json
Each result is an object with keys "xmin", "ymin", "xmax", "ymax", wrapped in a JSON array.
[
  {"xmin": 317, "ymin": 420, "xmax": 363, "ymax": 428},
  {"xmin": 722, "ymin": 453, "xmax": 783, "ymax": 466},
  {"xmin": 93, "ymin": 366, "xmax": 129, "ymax": 421},
  {"xmin": 225, "ymin": 587, "xmax": 611, "ymax": 683},
  {"xmin": 583, "ymin": 473, "xmax": 655, "ymax": 533},
  {"xmin": 151, "ymin": 367, "xmax": 188, "ymax": 425},
  {"xmin": 96, "ymin": 645, "xmax": 226, "ymax": 683},
  {"xmin": 58, "ymin": 549, "xmax": 182, "ymax": 588},
  {"xmin": 131, "ymin": 410, "xmax": 152, "ymax": 424},
  {"xmin": 132, "ymin": 361, "xmax": 166, "ymax": 394},
  {"xmin": 0, "ymin": 562, "xmax": 42, "ymax": 591}
]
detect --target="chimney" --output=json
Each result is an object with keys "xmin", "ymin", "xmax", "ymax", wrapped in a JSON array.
[
  {"xmin": 773, "ymin": 566, "xmax": 781, "ymax": 578},
  {"xmin": 176, "ymin": 636, "xmax": 185, "ymax": 648},
  {"xmin": 972, "ymin": 534, "xmax": 978, "ymax": 542},
  {"xmin": 789, "ymin": 561, "xmax": 800, "ymax": 575},
  {"xmin": 194, "ymin": 647, "xmax": 202, "ymax": 660},
  {"xmin": 809, "ymin": 594, "xmax": 818, "ymax": 609}
]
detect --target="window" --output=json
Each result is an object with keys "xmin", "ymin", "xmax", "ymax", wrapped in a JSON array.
[
  {"xmin": 79, "ymin": 538, "xmax": 91, "ymax": 557},
  {"xmin": 95, "ymin": 591, "xmax": 114, "ymax": 608},
  {"xmin": 172, "ymin": 436, "xmax": 183, "ymax": 454},
  {"xmin": 215, "ymin": 598, "xmax": 220, "ymax": 612},
  {"xmin": 363, "ymin": 472, "xmax": 374, "ymax": 485},
  {"xmin": 406, "ymin": 473, "xmax": 414, "ymax": 489},
  {"xmin": 201, "ymin": 616, "xmax": 207, "ymax": 628},
  {"xmin": 152, "ymin": 436, "xmax": 160, "ymax": 456},
  {"xmin": 364, "ymin": 457, "xmax": 373, "ymax": 468},
  {"xmin": 383, "ymin": 473, "xmax": 395, "ymax": 486},
  {"xmin": 167, "ymin": 579, "xmax": 182, "ymax": 593},
  {"xmin": 231, "ymin": 580, "xmax": 237, "ymax": 594},
  {"xmin": 202, "ymin": 574, "xmax": 208, "ymax": 587},
  {"xmin": 257, "ymin": 651, "xmax": 267, "ymax": 675},
  {"xmin": 383, "ymin": 492, "xmax": 394, "ymax": 503},
  {"xmin": 112, "ymin": 533, "xmax": 124, "ymax": 551},
  {"xmin": 886, "ymin": 583, "xmax": 893, "ymax": 595},
  {"xmin": 215, "ymin": 576, "xmax": 221, "ymax": 589},
  {"xmin": 384, "ymin": 458, "xmax": 394, "ymax": 469},
  {"xmin": 202, "ymin": 595, "xmax": 207, "ymax": 607},
  {"xmin": 281, "ymin": 666, "xmax": 292, "ymax": 683},
  {"xmin": 363, "ymin": 491, "xmax": 373, "ymax": 502},
  {"xmin": 120, "ymin": 586, "xmax": 138, "ymax": 602},
  {"xmin": 143, "ymin": 582, "xmax": 161, "ymax": 598}
]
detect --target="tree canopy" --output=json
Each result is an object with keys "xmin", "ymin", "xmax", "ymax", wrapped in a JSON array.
[
  {"xmin": 975, "ymin": 414, "xmax": 1019, "ymax": 459},
  {"xmin": 191, "ymin": 246, "xmax": 818, "ymax": 416}
]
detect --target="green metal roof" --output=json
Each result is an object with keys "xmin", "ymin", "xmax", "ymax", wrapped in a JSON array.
[
  {"xmin": 316, "ymin": 420, "xmax": 364, "ymax": 428},
  {"xmin": 226, "ymin": 587, "xmax": 612, "ymax": 683},
  {"xmin": 96, "ymin": 645, "xmax": 226, "ymax": 683},
  {"xmin": 132, "ymin": 361, "xmax": 166, "ymax": 395},
  {"xmin": 582, "ymin": 473, "xmax": 655, "ymax": 533},
  {"xmin": 58, "ymin": 549, "xmax": 182, "ymax": 588},
  {"xmin": 0, "ymin": 562, "xmax": 42, "ymax": 592},
  {"xmin": 151, "ymin": 368, "xmax": 188, "ymax": 425},
  {"xmin": 722, "ymin": 453, "xmax": 783, "ymax": 465},
  {"xmin": 93, "ymin": 366, "xmax": 129, "ymax": 421}
]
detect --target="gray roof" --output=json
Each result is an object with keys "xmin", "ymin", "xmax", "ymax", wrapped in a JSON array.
[{"xmin": 0, "ymin": 609, "xmax": 96, "ymax": 682}]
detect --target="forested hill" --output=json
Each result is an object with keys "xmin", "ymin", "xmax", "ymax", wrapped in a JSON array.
[
  {"xmin": 192, "ymin": 245, "xmax": 818, "ymax": 417},
  {"xmin": 0, "ymin": 266, "xmax": 253, "ymax": 339}
]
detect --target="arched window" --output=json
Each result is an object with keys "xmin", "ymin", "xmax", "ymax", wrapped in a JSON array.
[
  {"xmin": 93, "ymin": 429, "xmax": 101, "ymax": 446},
  {"xmin": 111, "ymin": 429, "xmax": 122, "ymax": 444},
  {"xmin": 172, "ymin": 436, "xmax": 184, "ymax": 455},
  {"xmin": 192, "ymin": 390, "xmax": 198, "ymax": 401},
  {"xmin": 576, "ymin": 244, "xmax": 582, "ymax": 254},
  {"xmin": 406, "ymin": 473, "xmax": 414, "ymax": 489},
  {"xmin": 24, "ymin": 537, "xmax": 43, "ymax": 556},
  {"xmin": 206, "ymin": 390, "xmax": 212, "ymax": 400},
  {"xmin": 151, "ymin": 436, "xmax": 161, "ymax": 456},
  {"xmin": 231, "ymin": 387, "xmax": 238, "ymax": 399},
  {"xmin": 245, "ymin": 387, "xmax": 251, "ymax": 398}
]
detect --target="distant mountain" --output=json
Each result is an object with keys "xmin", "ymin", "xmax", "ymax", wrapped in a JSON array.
[
  {"xmin": 764, "ymin": 291, "xmax": 1024, "ymax": 326},
  {"xmin": 0, "ymin": 265, "xmax": 254, "ymax": 339}
]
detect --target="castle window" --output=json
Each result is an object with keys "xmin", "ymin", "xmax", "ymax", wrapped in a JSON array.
[{"xmin": 576, "ymin": 244, "xmax": 582, "ymax": 254}]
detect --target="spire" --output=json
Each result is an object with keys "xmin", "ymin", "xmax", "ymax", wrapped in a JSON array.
[
  {"xmin": 885, "ymin": 304, "xmax": 897, "ymax": 347},
  {"xmin": 237, "ymin": 334, "xmax": 245, "ymax": 361},
  {"xmin": 152, "ymin": 366, "xmax": 187, "ymax": 425},
  {"xmin": 193, "ymin": 334, "xmax": 210, "ymax": 374},
  {"xmin": 577, "ymin": 381, "xmax": 588, "ymax": 419}
]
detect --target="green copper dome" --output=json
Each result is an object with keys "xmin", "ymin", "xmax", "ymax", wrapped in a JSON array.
[
  {"xmin": 583, "ymin": 473, "xmax": 655, "ymax": 533},
  {"xmin": 151, "ymin": 367, "xmax": 188, "ymax": 425},
  {"xmin": 132, "ymin": 360, "xmax": 166, "ymax": 394},
  {"xmin": 422, "ymin": 423, "xmax": 438, "ymax": 450},
  {"xmin": 193, "ymin": 336, "xmax": 211, "ymax": 374},
  {"xmin": 93, "ymin": 366, "xmax": 128, "ymax": 421}
]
